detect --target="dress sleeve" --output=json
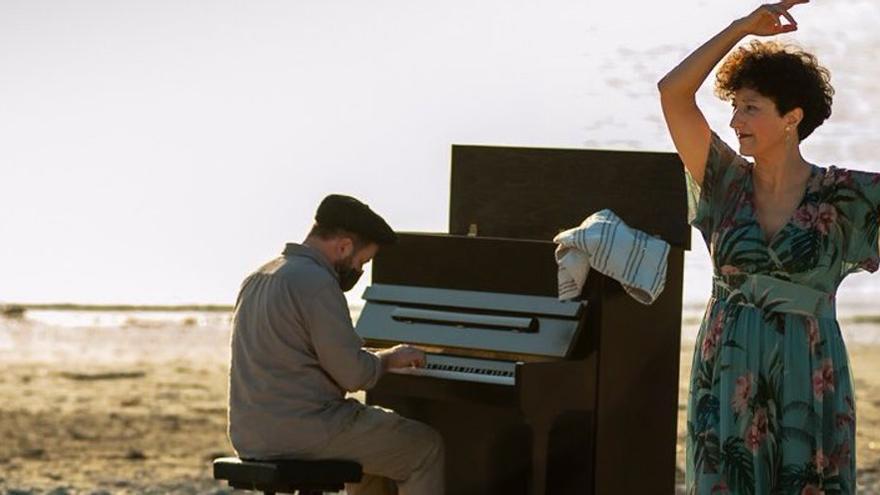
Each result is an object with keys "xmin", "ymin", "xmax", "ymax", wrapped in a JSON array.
[
  {"xmin": 685, "ymin": 130, "xmax": 750, "ymax": 237},
  {"xmin": 842, "ymin": 169, "xmax": 880, "ymax": 275}
]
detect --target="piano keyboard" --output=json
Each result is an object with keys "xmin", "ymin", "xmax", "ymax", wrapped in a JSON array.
[{"xmin": 389, "ymin": 354, "xmax": 516, "ymax": 386}]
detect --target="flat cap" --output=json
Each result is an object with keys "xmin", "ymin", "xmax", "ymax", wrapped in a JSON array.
[{"xmin": 315, "ymin": 194, "xmax": 397, "ymax": 245}]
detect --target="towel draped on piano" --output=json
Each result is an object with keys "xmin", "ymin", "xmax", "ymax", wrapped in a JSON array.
[
  {"xmin": 684, "ymin": 131, "xmax": 880, "ymax": 495},
  {"xmin": 553, "ymin": 208, "xmax": 670, "ymax": 304}
]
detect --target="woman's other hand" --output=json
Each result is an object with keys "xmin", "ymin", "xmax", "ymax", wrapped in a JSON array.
[{"xmin": 736, "ymin": 1, "xmax": 810, "ymax": 37}]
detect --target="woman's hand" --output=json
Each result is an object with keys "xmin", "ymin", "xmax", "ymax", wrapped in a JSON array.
[{"xmin": 736, "ymin": 1, "xmax": 809, "ymax": 37}]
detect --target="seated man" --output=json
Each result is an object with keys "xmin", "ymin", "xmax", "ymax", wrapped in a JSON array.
[{"xmin": 227, "ymin": 194, "xmax": 444, "ymax": 495}]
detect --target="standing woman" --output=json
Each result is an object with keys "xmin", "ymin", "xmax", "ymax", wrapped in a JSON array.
[{"xmin": 659, "ymin": 1, "xmax": 880, "ymax": 493}]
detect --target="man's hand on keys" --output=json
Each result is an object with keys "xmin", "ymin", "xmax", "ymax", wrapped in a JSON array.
[{"xmin": 378, "ymin": 344, "xmax": 427, "ymax": 370}]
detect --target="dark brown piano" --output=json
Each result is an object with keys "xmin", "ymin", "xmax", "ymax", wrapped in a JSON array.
[{"xmin": 355, "ymin": 144, "xmax": 690, "ymax": 494}]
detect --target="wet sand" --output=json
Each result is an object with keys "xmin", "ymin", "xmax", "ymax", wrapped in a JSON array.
[{"xmin": 1, "ymin": 316, "xmax": 879, "ymax": 494}]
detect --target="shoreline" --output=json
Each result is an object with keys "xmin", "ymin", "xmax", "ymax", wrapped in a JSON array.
[{"xmin": 1, "ymin": 303, "xmax": 234, "ymax": 313}]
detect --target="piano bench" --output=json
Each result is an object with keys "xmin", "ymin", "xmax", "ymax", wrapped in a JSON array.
[{"xmin": 212, "ymin": 456, "xmax": 363, "ymax": 495}]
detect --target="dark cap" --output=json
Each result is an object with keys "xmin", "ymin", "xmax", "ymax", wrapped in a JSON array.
[{"xmin": 315, "ymin": 194, "xmax": 397, "ymax": 245}]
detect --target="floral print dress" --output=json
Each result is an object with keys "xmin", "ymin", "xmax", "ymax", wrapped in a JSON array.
[{"xmin": 685, "ymin": 132, "xmax": 880, "ymax": 495}]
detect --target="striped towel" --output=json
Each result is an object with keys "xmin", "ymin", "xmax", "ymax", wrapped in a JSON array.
[{"xmin": 553, "ymin": 209, "xmax": 670, "ymax": 304}]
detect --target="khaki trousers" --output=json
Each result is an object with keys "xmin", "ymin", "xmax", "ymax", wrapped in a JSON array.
[{"xmin": 302, "ymin": 405, "xmax": 445, "ymax": 495}]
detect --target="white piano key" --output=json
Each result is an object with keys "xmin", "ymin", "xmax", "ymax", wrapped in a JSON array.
[{"xmin": 387, "ymin": 354, "xmax": 516, "ymax": 386}]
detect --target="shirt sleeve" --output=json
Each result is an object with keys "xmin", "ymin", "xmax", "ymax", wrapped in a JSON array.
[
  {"xmin": 685, "ymin": 131, "xmax": 751, "ymax": 238},
  {"xmin": 842, "ymin": 169, "xmax": 880, "ymax": 275},
  {"xmin": 303, "ymin": 282, "xmax": 384, "ymax": 392}
]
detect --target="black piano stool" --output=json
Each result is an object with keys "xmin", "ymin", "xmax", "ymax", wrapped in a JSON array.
[{"xmin": 212, "ymin": 456, "xmax": 363, "ymax": 495}]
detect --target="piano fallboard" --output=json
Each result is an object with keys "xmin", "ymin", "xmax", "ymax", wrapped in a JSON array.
[{"xmin": 356, "ymin": 284, "xmax": 586, "ymax": 361}]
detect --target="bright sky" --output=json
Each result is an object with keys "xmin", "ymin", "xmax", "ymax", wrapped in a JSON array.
[{"xmin": 1, "ymin": 0, "xmax": 877, "ymax": 305}]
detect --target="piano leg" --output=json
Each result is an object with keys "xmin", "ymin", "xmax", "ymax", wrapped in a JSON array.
[
  {"xmin": 529, "ymin": 426, "xmax": 550, "ymax": 495},
  {"xmin": 518, "ymin": 359, "xmax": 596, "ymax": 494}
]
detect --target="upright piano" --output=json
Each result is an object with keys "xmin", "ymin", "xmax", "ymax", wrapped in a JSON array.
[{"xmin": 355, "ymin": 144, "xmax": 690, "ymax": 494}]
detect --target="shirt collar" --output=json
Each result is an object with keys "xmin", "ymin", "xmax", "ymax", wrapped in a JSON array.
[{"xmin": 282, "ymin": 243, "xmax": 338, "ymax": 280}]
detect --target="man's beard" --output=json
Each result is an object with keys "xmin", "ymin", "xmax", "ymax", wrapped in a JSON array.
[{"xmin": 335, "ymin": 253, "xmax": 364, "ymax": 292}]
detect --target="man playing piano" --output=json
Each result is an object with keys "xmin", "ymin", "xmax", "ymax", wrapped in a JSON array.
[{"xmin": 227, "ymin": 194, "xmax": 445, "ymax": 495}]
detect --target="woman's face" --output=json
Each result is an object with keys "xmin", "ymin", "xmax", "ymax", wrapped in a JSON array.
[{"xmin": 728, "ymin": 87, "xmax": 791, "ymax": 157}]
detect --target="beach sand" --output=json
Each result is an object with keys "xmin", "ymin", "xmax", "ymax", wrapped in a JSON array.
[
  {"xmin": 0, "ymin": 318, "xmax": 233, "ymax": 494},
  {"xmin": 1, "ymin": 316, "xmax": 879, "ymax": 494}
]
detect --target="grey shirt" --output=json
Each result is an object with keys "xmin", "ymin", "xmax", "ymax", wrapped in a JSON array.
[{"xmin": 228, "ymin": 243, "xmax": 383, "ymax": 459}]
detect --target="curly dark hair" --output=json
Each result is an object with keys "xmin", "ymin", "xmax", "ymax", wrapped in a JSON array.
[{"xmin": 715, "ymin": 40, "xmax": 834, "ymax": 141}]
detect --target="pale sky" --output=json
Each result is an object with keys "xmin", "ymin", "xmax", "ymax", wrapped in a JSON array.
[{"xmin": 1, "ymin": 0, "xmax": 877, "ymax": 305}]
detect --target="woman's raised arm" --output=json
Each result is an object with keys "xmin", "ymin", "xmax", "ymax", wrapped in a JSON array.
[{"xmin": 657, "ymin": 1, "xmax": 808, "ymax": 186}]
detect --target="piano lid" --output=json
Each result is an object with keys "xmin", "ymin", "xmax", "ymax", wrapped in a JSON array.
[{"xmin": 449, "ymin": 144, "xmax": 690, "ymax": 249}]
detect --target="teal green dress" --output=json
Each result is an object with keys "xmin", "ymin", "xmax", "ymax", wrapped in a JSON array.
[{"xmin": 685, "ymin": 132, "xmax": 880, "ymax": 495}]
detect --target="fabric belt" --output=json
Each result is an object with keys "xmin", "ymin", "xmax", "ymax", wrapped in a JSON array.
[{"xmin": 711, "ymin": 274, "xmax": 836, "ymax": 319}]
